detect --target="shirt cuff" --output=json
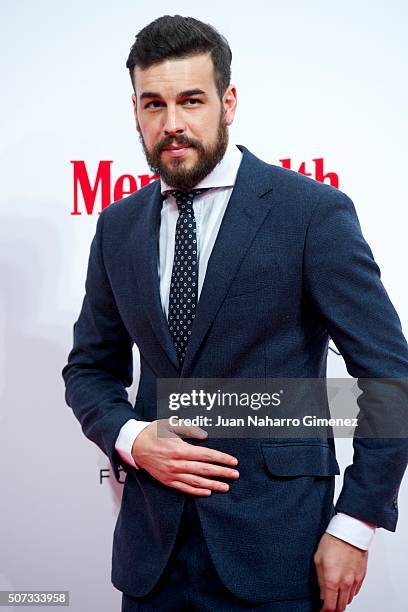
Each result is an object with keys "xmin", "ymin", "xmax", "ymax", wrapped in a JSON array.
[
  {"xmin": 114, "ymin": 419, "xmax": 151, "ymax": 469},
  {"xmin": 325, "ymin": 512, "xmax": 377, "ymax": 551}
]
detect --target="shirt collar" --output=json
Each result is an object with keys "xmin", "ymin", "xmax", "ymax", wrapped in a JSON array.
[{"xmin": 160, "ymin": 142, "xmax": 243, "ymax": 195}]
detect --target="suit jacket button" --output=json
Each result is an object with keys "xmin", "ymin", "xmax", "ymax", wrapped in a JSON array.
[{"xmin": 393, "ymin": 498, "xmax": 398, "ymax": 510}]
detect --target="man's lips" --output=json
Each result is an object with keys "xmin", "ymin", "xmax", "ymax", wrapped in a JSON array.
[
  {"xmin": 161, "ymin": 144, "xmax": 192, "ymax": 158},
  {"xmin": 162, "ymin": 144, "xmax": 191, "ymax": 151}
]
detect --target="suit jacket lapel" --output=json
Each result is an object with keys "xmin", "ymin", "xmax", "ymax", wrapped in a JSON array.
[{"xmin": 132, "ymin": 181, "xmax": 180, "ymax": 373}]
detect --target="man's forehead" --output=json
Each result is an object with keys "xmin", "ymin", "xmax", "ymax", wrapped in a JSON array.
[{"xmin": 134, "ymin": 53, "xmax": 215, "ymax": 94}]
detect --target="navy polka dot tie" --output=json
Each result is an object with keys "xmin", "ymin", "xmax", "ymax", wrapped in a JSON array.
[{"xmin": 167, "ymin": 189, "xmax": 207, "ymax": 367}]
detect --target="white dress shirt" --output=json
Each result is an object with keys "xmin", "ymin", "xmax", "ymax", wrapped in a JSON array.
[{"xmin": 114, "ymin": 142, "xmax": 376, "ymax": 550}]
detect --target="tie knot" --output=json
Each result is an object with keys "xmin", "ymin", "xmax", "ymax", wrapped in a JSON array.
[{"xmin": 167, "ymin": 188, "xmax": 208, "ymax": 213}]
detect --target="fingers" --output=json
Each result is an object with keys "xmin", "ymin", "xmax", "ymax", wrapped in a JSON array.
[
  {"xmin": 166, "ymin": 480, "xmax": 212, "ymax": 496},
  {"xmin": 348, "ymin": 582, "xmax": 359, "ymax": 605},
  {"xmin": 164, "ymin": 457, "xmax": 240, "ymax": 495},
  {"xmin": 176, "ymin": 473, "xmax": 231, "ymax": 492},
  {"xmin": 314, "ymin": 533, "xmax": 368, "ymax": 611},
  {"xmin": 353, "ymin": 577, "xmax": 365, "ymax": 598},
  {"xmin": 175, "ymin": 442, "xmax": 239, "ymax": 467},
  {"xmin": 318, "ymin": 579, "xmax": 361, "ymax": 610},
  {"xmin": 173, "ymin": 460, "xmax": 240, "ymax": 480},
  {"xmin": 163, "ymin": 464, "xmax": 238, "ymax": 496},
  {"xmin": 319, "ymin": 579, "xmax": 362, "ymax": 610},
  {"xmin": 139, "ymin": 420, "xmax": 240, "ymax": 495},
  {"xmin": 336, "ymin": 583, "xmax": 352, "ymax": 610},
  {"xmin": 320, "ymin": 585, "xmax": 339, "ymax": 611},
  {"xmin": 319, "ymin": 580, "xmax": 354, "ymax": 611},
  {"xmin": 156, "ymin": 419, "xmax": 239, "ymax": 467}
]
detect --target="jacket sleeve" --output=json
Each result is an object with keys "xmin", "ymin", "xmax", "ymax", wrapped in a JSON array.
[
  {"xmin": 303, "ymin": 187, "xmax": 408, "ymax": 531},
  {"xmin": 62, "ymin": 210, "xmax": 137, "ymax": 483}
]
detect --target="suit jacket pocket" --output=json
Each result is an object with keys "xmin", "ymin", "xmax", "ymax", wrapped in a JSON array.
[{"xmin": 261, "ymin": 442, "xmax": 340, "ymax": 477}]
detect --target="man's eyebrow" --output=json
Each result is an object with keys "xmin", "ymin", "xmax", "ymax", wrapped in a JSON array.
[
  {"xmin": 140, "ymin": 88, "xmax": 207, "ymax": 101},
  {"xmin": 177, "ymin": 88, "xmax": 207, "ymax": 98}
]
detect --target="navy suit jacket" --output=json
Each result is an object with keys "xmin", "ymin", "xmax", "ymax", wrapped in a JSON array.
[{"xmin": 62, "ymin": 145, "xmax": 408, "ymax": 603}]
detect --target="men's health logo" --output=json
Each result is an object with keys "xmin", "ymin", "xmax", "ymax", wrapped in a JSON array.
[{"xmin": 70, "ymin": 157, "xmax": 339, "ymax": 215}]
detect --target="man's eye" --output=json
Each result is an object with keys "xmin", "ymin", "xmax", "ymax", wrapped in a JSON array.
[
  {"xmin": 145, "ymin": 101, "xmax": 163, "ymax": 109},
  {"xmin": 145, "ymin": 98, "xmax": 202, "ymax": 109}
]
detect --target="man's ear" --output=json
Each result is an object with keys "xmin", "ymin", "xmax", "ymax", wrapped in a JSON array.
[
  {"xmin": 131, "ymin": 94, "xmax": 140, "ymax": 132},
  {"xmin": 223, "ymin": 84, "xmax": 237, "ymax": 126}
]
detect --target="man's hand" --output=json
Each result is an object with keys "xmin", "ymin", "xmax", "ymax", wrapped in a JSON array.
[
  {"xmin": 314, "ymin": 533, "xmax": 368, "ymax": 611},
  {"xmin": 131, "ymin": 418, "xmax": 240, "ymax": 495}
]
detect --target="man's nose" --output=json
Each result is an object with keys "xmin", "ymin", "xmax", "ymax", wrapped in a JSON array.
[{"xmin": 163, "ymin": 106, "xmax": 185, "ymax": 136}]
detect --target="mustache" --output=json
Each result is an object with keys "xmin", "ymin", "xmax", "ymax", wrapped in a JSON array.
[{"xmin": 157, "ymin": 135, "xmax": 198, "ymax": 151}]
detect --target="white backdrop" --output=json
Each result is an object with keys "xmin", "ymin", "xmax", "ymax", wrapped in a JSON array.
[{"xmin": 1, "ymin": 1, "xmax": 407, "ymax": 610}]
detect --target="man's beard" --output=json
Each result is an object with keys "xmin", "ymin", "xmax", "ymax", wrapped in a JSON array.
[{"xmin": 137, "ymin": 112, "xmax": 229, "ymax": 192}]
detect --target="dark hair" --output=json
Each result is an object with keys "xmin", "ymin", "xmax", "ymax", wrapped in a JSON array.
[{"xmin": 126, "ymin": 15, "xmax": 232, "ymax": 100}]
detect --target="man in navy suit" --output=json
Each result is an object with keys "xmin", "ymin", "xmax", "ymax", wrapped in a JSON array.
[{"xmin": 62, "ymin": 15, "xmax": 408, "ymax": 612}]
